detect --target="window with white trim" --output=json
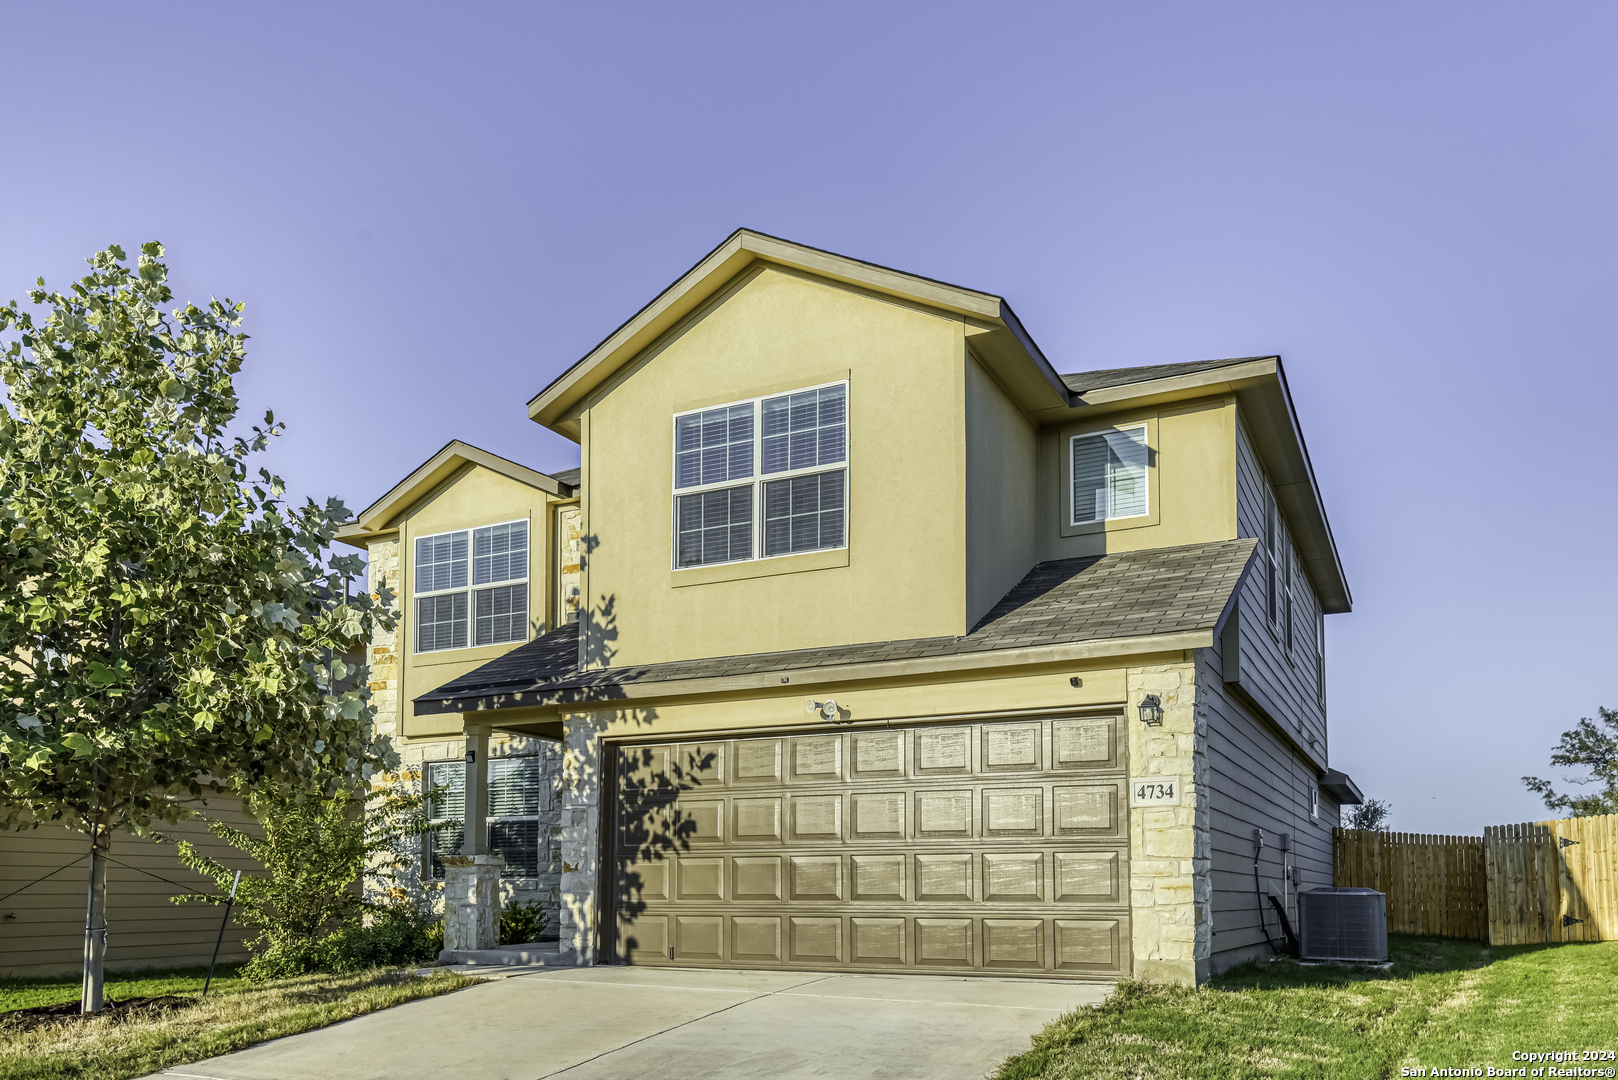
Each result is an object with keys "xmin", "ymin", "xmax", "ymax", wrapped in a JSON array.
[
  {"xmin": 673, "ymin": 382, "xmax": 848, "ymax": 567},
  {"xmin": 1070, "ymin": 424, "xmax": 1149, "ymax": 524},
  {"xmin": 424, "ymin": 757, "xmax": 542, "ymax": 879},
  {"xmin": 413, "ymin": 520, "xmax": 529, "ymax": 652}
]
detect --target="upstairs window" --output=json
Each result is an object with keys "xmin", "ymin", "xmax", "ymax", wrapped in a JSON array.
[
  {"xmin": 1070, "ymin": 425, "xmax": 1149, "ymax": 525},
  {"xmin": 673, "ymin": 382, "xmax": 848, "ymax": 568},
  {"xmin": 414, "ymin": 519, "xmax": 529, "ymax": 652}
]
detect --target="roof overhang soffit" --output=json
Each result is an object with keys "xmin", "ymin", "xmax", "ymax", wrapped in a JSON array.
[{"xmin": 527, "ymin": 229, "xmax": 1075, "ymax": 440}]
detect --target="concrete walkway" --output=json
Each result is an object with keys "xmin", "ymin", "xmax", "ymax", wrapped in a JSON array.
[{"xmin": 144, "ymin": 967, "xmax": 1110, "ymax": 1080}]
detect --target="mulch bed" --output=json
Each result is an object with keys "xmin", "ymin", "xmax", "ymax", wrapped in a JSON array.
[{"xmin": 0, "ymin": 995, "xmax": 197, "ymax": 1034}]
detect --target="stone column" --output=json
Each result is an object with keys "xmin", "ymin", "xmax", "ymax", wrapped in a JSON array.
[
  {"xmin": 557, "ymin": 713, "xmax": 603, "ymax": 966},
  {"xmin": 1127, "ymin": 661, "xmax": 1213, "ymax": 985},
  {"xmin": 440, "ymin": 854, "xmax": 504, "ymax": 955}
]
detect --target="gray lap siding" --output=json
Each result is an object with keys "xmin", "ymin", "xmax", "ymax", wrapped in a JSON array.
[
  {"xmin": 1233, "ymin": 416, "xmax": 1327, "ymax": 766},
  {"xmin": 1197, "ymin": 648, "xmax": 1339, "ymax": 974}
]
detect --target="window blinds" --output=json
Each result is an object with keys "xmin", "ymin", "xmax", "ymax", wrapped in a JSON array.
[
  {"xmin": 676, "ymin": 403, "xmax": 755, "ymax": 489},
  {"xmin": 677, "ymin": 485, "xmax": 753, "ymax": 566},
  {"xmin": 473, "ymin": 521, "xmax": 527, "ymax": 585},
  {"xmin": 762, "ymin": 384, "xmax": 846, "ymax": 474},
  {"xmin": 764, "ymin": 470, "xmax": 845, "ymax": 556},
  {"xmin": 425, "ymin": 758, "xmax": 543, "ymax": 879},
  {"xmin": 416, "ymin": 532, "xmax": 469, "ymax": 593},
  {"xmin": 1071, "ymin": 426, "xmax": 1148, "ymax": 524}
]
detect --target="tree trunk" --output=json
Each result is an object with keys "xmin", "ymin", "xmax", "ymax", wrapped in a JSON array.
[{"xmin": 80, "ymin": 822, "xmax": 111, "ymax": 1014}]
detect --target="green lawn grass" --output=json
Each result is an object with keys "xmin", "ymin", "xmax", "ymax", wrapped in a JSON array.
[
  {"xmin": 995, "ymin": 935, "xmax": 1618, "ymax": 1080},
  {"xmin": 0, "ymin": 967, "xmax": 479, "ymax": 1080},
  {"xmin": 0, "ymin": 963, "xmax": 247, "ymax": 1012}
]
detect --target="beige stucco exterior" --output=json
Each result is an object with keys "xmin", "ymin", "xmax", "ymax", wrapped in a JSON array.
[{"xmin": 577, "ymin": 265, "xmax": 972, "ymax": 667}]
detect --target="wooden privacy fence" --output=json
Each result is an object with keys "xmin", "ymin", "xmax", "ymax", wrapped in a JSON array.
[
  {"xmin": 1333, "ymin": 830, "xmax": 1488, "ymax": 940},
  {"xmin": 1335, "ymin": 813, "xmax": 1618, "ymax": 945},
  {"xmin": 1485, "ymin": 815, "xmax": 1618, "ymax": 945}
]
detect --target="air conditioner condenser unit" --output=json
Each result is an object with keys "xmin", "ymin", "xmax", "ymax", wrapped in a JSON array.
[{"xmin": 1297, "ymin": 887, "xmax": 1388, "ymax": 962}]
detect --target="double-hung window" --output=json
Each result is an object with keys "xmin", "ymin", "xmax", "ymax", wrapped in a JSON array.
[
  {"xmin": 424, "ymin": 757, "xmax": 542, "ymax": 879},
  {"xmin": 1070, "ymin": 424, "xmax": 1149, "ymax": 525},
  {"xmin": 673, "ymin": 382, "xmax": 848, "ymax": 567},
  {"xmin": 414, "ymin": 520, "xmax": 529, "ymax": 652}
]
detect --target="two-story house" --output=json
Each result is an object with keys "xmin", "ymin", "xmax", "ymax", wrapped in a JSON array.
[{"xmin": 367, "ymin": 229, "xmax": 1360, "ymax": 984}]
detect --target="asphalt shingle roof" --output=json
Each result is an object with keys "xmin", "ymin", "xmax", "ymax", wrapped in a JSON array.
[
  {"xmin": 550, "ymin": 467, "xmax": 581, "ymax": 491},
  {"xmin": 416, "ymin": 538, "xmax": 1256, "ymax": 713},
  {"xmin": 1059, "ymin": 356, "xmax": 1267, "ymax": 396}
]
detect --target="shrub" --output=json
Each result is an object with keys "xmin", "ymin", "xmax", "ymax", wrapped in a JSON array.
[
  {"xmin": 173, "ymin": 777, "xmax": 434, "ymax": 981},
  {"xmin": 500, "ymin": 900, "xmax": 549, "ymax": 946}
]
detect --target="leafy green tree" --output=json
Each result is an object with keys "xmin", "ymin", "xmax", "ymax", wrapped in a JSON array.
[
  {"xmin": 0, "ymin": 243, "xmax": 397, "ymax": 1011},
  {"xmin": 1343, "ymin": 797, "xmax": 1392, "ymax": 832},
  {"xmin": 1523, "ymin": 706, "xmax": 1618, "ymax": 817}
]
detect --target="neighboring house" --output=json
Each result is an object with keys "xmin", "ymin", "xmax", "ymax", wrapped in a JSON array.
[
  {"xmin": 335, "ymin": 440, "xmax": 580, "ymax": 925},
  {"xmin": 0, "ymin": 801, "xmax": 259, "ymax": 977},
  {"xmin": 387, "ymin": 229, "xmax": 1359, "ymax": 984}
]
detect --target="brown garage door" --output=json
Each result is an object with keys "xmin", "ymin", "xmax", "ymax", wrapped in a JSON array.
[{"xmin": 611, "ymin": 714, "xmax": 1130, "ymax": 979}]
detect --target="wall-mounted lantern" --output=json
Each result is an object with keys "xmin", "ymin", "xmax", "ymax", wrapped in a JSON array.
[{"xmin": 1137, "ymin": 694, "xmax": 1164, "ymax": 726}]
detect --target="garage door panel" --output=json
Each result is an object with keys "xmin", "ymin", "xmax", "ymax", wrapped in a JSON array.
[
  {"xmin": 617, "ymin": 914, "xmax": 669, "ymax": 963},
  {"xmin": 1055, "ymin": 917, "xmax": 1123, "ymax": 972},
  {"xmin": 619, "ymin": 858, "xmax": 670, "ymax": 904},
  {"xmin": 733, "ymin": 797, "xmax": 783, "ymax": 843},
  {"xmin": 915, "ymin": 918, "xmax": 974, "ymax": 967},
  {"xmin": 1052, "ymin": 717, "xmax": 1119, "ymax": 770},
  {"xmin": 675, "ymin": 743, "xmax": 727, "ymax": 788},
  {"xmin": 1054, "ymin": 784, "xmax": 1122, "ymax": 836},
  {"xmin": 914, "ymin": 727, "xmax": 972, "ymax": 775},
  {"xmin": 915, "ymin": 789, "xmax": 973, "ymax": 837},
  {"xmin": 851, "ymin": 918, "xmax": 907, "ymax": 965},
  {"xmin": 983, "ymin": 723, "xmax": 1042, "ymax": 773},
  {"xmin": 733, "ymin": 856, "xmax": 783, "ymax": 901},
  {"xmin": 983, "ymin": 918, "xmax": 1045, "ymax": 969},
  {"xmin": 619, "ymin": 744, "xmax": 675, "ymax": 796},
  {"xmin": 1056, "ymin": 851, "xmax": 1121, "ymax": 903},
  {"xmin": 789, "ymin": 735, "xmax": 843, "ymax": 782},
  {"xmin": 789, "ymin": 794, "xmax": 843, "ymax": 841},
  {"xmin": 851, "ymin": 854, "xmax": 907, "ymax": 901},
  {"xmin": 732, "ymin": 916, "xmax": 782, "ymax": 962},
  {"xmin": 850, "ymin": 791, "xmax": 906, "ymax": 840},
  {"xmin": 613, "ymin": 715, "xmax": 1130, "ymax": 981},
  {"xmin": 789, "ymin": 916, "xmax": 843, "ymax": 963},
  {"xmin": 984, "ymin": 852, "xmax": 1044, "ymax": 902},
  {"xmin": 983, "ymin": 788, "xmax": 1044, "ymax": 837},
  {"xmin": 677, "ymin": 857, "xmax": 726, "ymax": 902},
  {"xmin": 675, "ymin": 915, "xmax": 724, "ymax": 961},
  {"xmin": 732, "ymin": 738, "xmax": 784, "ymax": 785},
  {"xmin": 789, "ymin": 855, "xmax": 844, "ymax": 900},
  {"xmin": 850, "ymin": 730, "xmax": 905, "ymax": 779},
  {"xmin": 915, "ymin": 853, "xmax": 973, "ymax": 902}
]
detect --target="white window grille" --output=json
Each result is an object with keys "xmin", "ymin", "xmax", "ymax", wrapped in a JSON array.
[
  {"xmin": 673, "ymin": 382, "xmax": 848, "ymax": 568},
  {"xmin": 424, "ymin": 757, "xmax": 542, "ymax": 879},
  {"xmin": 1070, "ymin": 425, "xmax": 1149, "ymax": 525},
  {"xmin": 413, "ymin": 519, "xmax": 529, "ymax": 652}
]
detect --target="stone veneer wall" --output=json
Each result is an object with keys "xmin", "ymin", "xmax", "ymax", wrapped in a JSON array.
[
  {"xmin": 363, "ymin": 537, "xmax": 566, "ymax": 935},
  {"xmin": 556, "ymin": 712, "xmax": 603, "ymax": 965},
  {"xmin": 1126, "ymin": 660, "xmax": 1213, "ymax": 985}
]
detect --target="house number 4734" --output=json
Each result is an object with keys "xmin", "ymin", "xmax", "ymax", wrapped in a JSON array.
[{"xmin": 1130, "ymin": 779, "xmax": 1182, "ymax": 807}]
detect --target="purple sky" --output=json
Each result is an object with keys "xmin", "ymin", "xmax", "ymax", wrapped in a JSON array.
[{"xmin": 4, "ymin": 3, "xmax": 1615, "ymax": 834}]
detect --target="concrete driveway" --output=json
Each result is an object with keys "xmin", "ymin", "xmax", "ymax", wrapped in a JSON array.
[{"xmin": 144, "ymin": 967, "xmax": 1109, "ymax": 1080}]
